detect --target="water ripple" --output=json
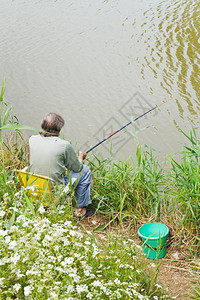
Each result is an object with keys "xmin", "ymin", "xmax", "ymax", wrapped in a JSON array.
[{"xmin": 138, "ymin": 0, "xmax": 200, "ymax": 121}]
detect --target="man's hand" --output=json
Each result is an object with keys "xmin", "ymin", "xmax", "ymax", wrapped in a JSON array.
[{"xmin": 78, "ymin": 151, "xmax": 87, "ymax": 163}]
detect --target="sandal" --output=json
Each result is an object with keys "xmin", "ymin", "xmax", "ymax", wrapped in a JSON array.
[{"xmin": 73, "ymin": 208, "xmax": 95, "ymax": 220}]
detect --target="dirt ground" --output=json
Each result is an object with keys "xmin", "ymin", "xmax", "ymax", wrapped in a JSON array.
[
  {"xmin": 158, "ymin": 260, "xmax": 197, "ymax": 299},
  {"xmin": 78, "ymin": 214, "xmax": 199, "ymax": 300}
]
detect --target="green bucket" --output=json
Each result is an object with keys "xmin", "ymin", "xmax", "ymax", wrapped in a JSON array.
[{"xmin": 138, "ymin": 222, "xmax": 169, "ymax": 260}]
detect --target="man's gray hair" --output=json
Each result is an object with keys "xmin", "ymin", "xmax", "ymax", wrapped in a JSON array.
[{"xmin": 40, "ymin": 112, "xmax": 65, "ymax": 137}]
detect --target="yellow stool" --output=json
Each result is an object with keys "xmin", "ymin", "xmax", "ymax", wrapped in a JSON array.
[{"xmin": 15, "ymin": 169, "xmax": 54, "ymax": 204}]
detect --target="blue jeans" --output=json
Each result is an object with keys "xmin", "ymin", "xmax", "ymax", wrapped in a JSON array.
[{"xmin": 64, "ymin": 165, "xmax": 92, "ymax": 208}]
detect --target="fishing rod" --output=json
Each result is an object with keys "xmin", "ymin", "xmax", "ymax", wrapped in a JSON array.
[{"xmin": 86, "ymin": 97, "xmax": 173, "ymax": 154}]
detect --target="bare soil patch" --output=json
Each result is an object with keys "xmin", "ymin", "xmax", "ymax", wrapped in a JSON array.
[{"xmin": 158, "ymin": 260, "xmax": 196, "ymax": 299}]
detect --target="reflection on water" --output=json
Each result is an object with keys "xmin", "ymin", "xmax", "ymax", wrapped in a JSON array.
[
  {"xmin": 0, "ymin": 0, "xmax": 199, "ymax": 159},
  {"xmin": 137, "ymin": 0, "xmax": 200, "ymax": 121}
]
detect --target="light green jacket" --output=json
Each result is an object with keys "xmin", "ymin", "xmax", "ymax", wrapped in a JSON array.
[{"xmin": 29, "ymin": 135, "xmax": 83, "ymax": 184}]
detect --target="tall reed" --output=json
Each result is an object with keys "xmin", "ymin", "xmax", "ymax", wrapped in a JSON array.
[{"xmin": 88, "ymin": 128, "xmax": 200, "ymax": 253}]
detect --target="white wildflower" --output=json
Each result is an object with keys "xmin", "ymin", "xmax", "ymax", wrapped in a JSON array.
[
  {"xmin": 84, "ymin": 270, "xmax": 91, "ymax": 277},
  {"xmin": 91, "ymin": 280, "xmax": 102, "ymax": 287},
  {"xmin": 24, "ymin": 285, "xmax": 33, "ymax": 296},
  {"xmin": 3, "ymin": 193, "xmax": 10, "ymax": 201},
  {"xmin": 10, "ymin": 253, "xmax": 20, "ymax": 265},
  {"xmin": 16, "ymin": 215, "xmax": 26, "ymax": 223},
  {"xmin": 54, "ymin": 245, "xmax": 60, "ymax": 251},
  {"xmin": 74, "ymin": 253, "xmax": 81, "ymax": 258},
  {"xmin": 13, "ymin": 283, "xmax": 21, "ymax": 291},
  {"xmin": 47, "ymin": 264, "xmax": 53, "ymax": 270},
  {"xmin": 0, "ymin": 278, "xmax": 5, "ymax": 286},
  {"xmin": 8, "ymin": 240, "xmax": 17, "ymax": 250},
  {"xmin": 86, "ymin": 292, "xmax": 93, "ymax": 299},
  {"xmin": 48, "ymin": 256, "xmax": 56, "ymax": 263},
  {"xmin": 83, "ymin": 266, "xmax": 92, "ymax": 276},
  {"xmin": 5, "ymin": 236, "xmax": 11, "ymax": 244},
  {"xmin": 114, "ymin": 278, "xmax": 121, "ymax": 285},
  {"xmin": 0, "ymin": 229, "xmax": 7, "ymax": 237},
  {"xmin": 22, "ymin": 221, "xmax": 30, "ymax": 228},
  {"xmin": 59, "ymin": 205, "xmax": 65, "ymax": 210},
  {"xmin": 69, "ymin": 230, "xmax": 76, "ymax": 236},
  {"xmin": 34, "ymin": 233, "xmax": 41, "ymax": 241},
  {"xmin": 61, "ymin": 257, "xmax": 74, "ymax": 267},
  {"xmin": 44, "ymin": 234, "xmax": 53, "ymax": 241},
  {"xmin": 50, "ymin": 292, "xmax": 58, "ymax": 297},
  {"xmin": 26, "ymin": 269, "xmax": 40, "ymax": 276},
  {"xmin": 11, "ymin": 207, "xmax": 19, "ymax": 212},
  {"xmin": 64, "ymin": 220, "xmax": 72, "ymax": 227},
  {"xmin": 25, "ymin": 185, "xmax": 36, "ymax": 192},
  {"xmin": 14, "ymin": 191, "xmax": 21, "ymax": 197},
  {"xmin": 57, "ymin": 255, "xmax": 63, "ymax": 262},
  {"xmin": 0, "ymin": 210, "xmax": 5, "ymax": 217},
  {"xmin": 114, "ymin": 290, "xmax": 122, "ymax": 298},
  {"xmin": 55, "ymin": 267, "xmax": 64, "ymax": 273},
  {"xmin": 6, "ymin": 180, "xmax": 12, "ymax": 185},
  {"xmin": 85, "ymin": 241, "xmax": 91, "ymax": 245},
  {"xmin": 63, "ymin": 239, "xmax": 70, "ymax": 246},
  {"xmin": 71, "ymin": 275, "xmax": 80, "ymax": 283},
  {"xmin": 150, "ymin": 262, "xmax": 156, "ymax": 267},
  {"xmin": 38, "ymin": 204, "xmax": 45, "ymax": 214},
  {"xmin": 69, "ymin": 230, "xmax": 83, "ymax": 239},
  {"xmin": 0, "ymin": 259, "xmax": 5, "ymax": 266},
  {"xmin": 42, "ymin": 234, "xmax": 53, "ymax": 246},
  {"xmin": 10, "ymin": 226, "xmax": 18, "ymax": 233},
  {"xmin": 43, "ymin": 217, "xmax": 51, "ymax": 225},
  {"xmin": 15, "ymin": 269, "xmax": 25, "ymax": 279},
  {"xmin": 81, "ymin": 261, "xmax": 87, "ymax": 268},
  {"xmin": 92, "ymin": 244, "xmax": 100, "ymax": 258},
  {"xmin": 76, "ymin": 284, "xmax": 88, "ymax": 293},
  {"xmin": 86, "ymin": 230, "xmax": 92, "ymax": 235},
  {"xmin": 22, "ymin": 257, "xmax": 29, "ymax": 263},
  {"xmin": 67, "ymin": 285, "xmax": 74, "ymax": 293}
]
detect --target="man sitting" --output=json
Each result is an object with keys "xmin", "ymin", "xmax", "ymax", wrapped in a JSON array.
[{"xmin": 29, "ymin": 112, "xmax": 93, "ymax": 218}]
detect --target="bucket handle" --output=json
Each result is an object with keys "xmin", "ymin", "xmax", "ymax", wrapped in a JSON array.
[{"xmin": 139, "ymin": 230, "xmax": 171, "ymax": 250}]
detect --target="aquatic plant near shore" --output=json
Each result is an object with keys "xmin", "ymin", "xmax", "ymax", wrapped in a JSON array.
[
  {"xmin": 88, "ymin": 129, "xmax": 200, "ymax": 252},
  {"xmin": 0, "ymin": 79, "xmax": 30, "ymax": 170},
  {"xmin": 168, "ymin": 129, "xmax": 200, "ymax": 253}
]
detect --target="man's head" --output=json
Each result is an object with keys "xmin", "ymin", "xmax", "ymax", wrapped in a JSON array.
[{"xmin": 40, "ymin": 113, "xmax": 65, "ymax": 137}]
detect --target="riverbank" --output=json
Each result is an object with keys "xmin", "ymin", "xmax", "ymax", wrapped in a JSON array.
[{"xmin": 0, "ymin": 85, "xmax": 199, "ymax": 298}]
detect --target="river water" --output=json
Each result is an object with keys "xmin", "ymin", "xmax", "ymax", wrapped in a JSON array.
[{"xmin": 0, "ymin": 0, "xmax": 199, "ymax": 161}]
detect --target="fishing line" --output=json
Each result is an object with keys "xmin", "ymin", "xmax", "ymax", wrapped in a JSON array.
[{"xmin": 86, "ymin": 97, "xmax": 173, "ymax": 154}]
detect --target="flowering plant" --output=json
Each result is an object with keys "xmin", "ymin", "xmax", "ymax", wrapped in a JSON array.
[{"xmin": 0, "ymin": 203, "xmax": 167, "ymax": 299}]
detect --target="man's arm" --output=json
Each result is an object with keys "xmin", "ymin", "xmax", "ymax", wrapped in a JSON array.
[{"xmin": 64, "ymin": 143, "xmax": 88, "ymax": 172}]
